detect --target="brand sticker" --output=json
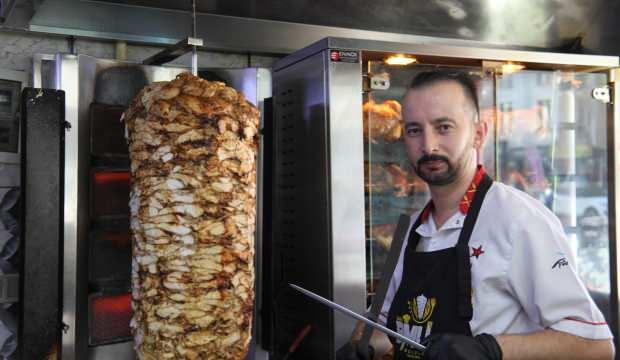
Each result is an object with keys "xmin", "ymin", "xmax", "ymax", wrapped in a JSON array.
[{"xmin": 329, "ymin": 49, "xmax": 359, "ymax": 63}]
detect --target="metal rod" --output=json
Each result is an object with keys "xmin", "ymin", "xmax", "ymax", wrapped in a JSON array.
[
  {"xmin": 192, "ymin": 0, "xmax": 196, "ymax": 38},
  {"xmin": 191, "ymin": 0, "xmax": 197, "ymax": 76},
  {"xmin": 192, "ymin": 48, "xmax": 198, "ymax": 76},
  {"xmin": 289, "ymin": 283, "xmax": 426, "ymax": 351}
]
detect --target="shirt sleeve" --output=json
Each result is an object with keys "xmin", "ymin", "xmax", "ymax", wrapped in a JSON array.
[
  {"xmin": 378, "ymin": 269, "xmax": 399, "ymax": 325},
  {"xmin": 506, "ymin": 205, "xmax": 612, "ymax": 339}
]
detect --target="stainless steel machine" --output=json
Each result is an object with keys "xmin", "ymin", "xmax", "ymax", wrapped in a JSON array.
[
  {"xmin": 31, "ymin": 54, "xmax": 271, "ymax": 360},
  {"xmin": 267, "ymin": 37, "xmax": 620, "ymax": 359}
]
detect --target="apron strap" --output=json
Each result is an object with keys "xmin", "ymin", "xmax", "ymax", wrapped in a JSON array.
[
  {"xmin": 455, "ymin": 174, "xmax": 493, "ymax": 320},
  {"xmin": 359, "ymin": 173, "xmax": 493, "ymax": 352},
  {"xmin": 358, "ymin": 214, "xmax": 415, "ymax": 357}
]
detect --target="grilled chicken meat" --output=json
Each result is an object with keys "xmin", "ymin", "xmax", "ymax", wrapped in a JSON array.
[
  {"xmin": 363, "ymin": 99, "xmax": 402, "ymax": 142},
  {"xmin": 366, "ymin": 163, "xmax": 420, "ymax": 197},
  {"xmin": 123, "ymin": 73, "xmax": 259, "ymax": 360},
  {"xmin": 371, "ymin": 223, "xmax": 397, "ymax": 251}
]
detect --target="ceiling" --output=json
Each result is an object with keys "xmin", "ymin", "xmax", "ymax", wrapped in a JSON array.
[
  {"xmin": 13, "ymin": 0, "xmax": 620, "ymax": 56},
  {"xmin": 93, "ymin": 0, "xmax": 618, "ymax": 52}
]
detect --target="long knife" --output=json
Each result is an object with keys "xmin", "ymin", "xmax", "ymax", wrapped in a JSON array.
[{"xmin": 289, "ymin": 283, "xmax": 426, "ymax": 351}]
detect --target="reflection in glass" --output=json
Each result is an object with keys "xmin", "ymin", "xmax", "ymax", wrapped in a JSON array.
[{"xmin": 494, "ymin": 70, "xmax": 610, "ymax": 316}]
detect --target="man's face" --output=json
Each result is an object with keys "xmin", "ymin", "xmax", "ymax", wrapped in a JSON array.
[{"xmin": 401, "ymin": 80, "xmax": 486, "ymax": 186}]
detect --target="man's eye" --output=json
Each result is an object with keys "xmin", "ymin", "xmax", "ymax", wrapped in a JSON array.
[
  {"xmin": 406, "ymin": 128, "xmax": 421, "ymax": 136},
  {"xmin": 438, "ymin": 124, "xmax": 452, "ymax": 132}
]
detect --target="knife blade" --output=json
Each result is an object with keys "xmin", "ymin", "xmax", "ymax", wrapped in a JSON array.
[{"xmin": 289, "ymin": 283, "xmax": 426, "ymax": 351}]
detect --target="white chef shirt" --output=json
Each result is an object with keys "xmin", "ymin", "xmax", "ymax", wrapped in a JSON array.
[{"xmin": 378, "ymin": 181, "xmax": 612, "ymax": 340}]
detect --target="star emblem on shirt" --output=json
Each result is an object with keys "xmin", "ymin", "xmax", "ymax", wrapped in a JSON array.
[{"xmin": 471, "ymin": 245, "xmax": 485, "ymax": 259}]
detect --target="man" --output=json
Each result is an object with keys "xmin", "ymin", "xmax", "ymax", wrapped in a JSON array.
[{"xmin": 351, "ymin": 70, "xmax": 614, "ymax": 360}]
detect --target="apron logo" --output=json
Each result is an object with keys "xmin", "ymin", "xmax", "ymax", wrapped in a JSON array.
[
  {"xmin": 552, "ymin": 257, "xmax": 568, "ymax": 269},
  {"xmin": 552, "ymin": 252, "xmax": 568, "ymax": 269},
  {"xmin": 471, "ymin": 245, "xmax": 485, "ymax": 259},
  {"xmin": 407, "ymin": 294, "xmax": 437, "ymax": 324},
  {"xmin": 395, "ymin": 295, "xmax": 436, "ymax": 352}
]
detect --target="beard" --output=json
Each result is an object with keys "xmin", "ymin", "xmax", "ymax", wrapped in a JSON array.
[{"xmin": 413, "ymin": 154, "xmax": 461, "ymax": 186}]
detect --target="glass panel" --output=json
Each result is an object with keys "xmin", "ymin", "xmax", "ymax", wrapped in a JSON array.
[
  {"xmin": 494, "ymin": 70, "xmax": 610, "ymax": 318},
  {"xmin": 363, "ymin": 62, "xmax": 487, "ymax": 303}
]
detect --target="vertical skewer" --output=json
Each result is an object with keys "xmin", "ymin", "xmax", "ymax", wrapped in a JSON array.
[{"xmin": 191, "ymin": 0, "xmax": 198, "ymax": 76}]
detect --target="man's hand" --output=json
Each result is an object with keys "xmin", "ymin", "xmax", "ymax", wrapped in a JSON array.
[{"xmin": 422, "ymin": 333, "xmax": 502, "ymax": 360}]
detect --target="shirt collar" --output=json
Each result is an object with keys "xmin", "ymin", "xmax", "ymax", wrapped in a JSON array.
[
  {"xmin": 416, "ymin": 211, "xmax": 465, "ymax": 237},
  {"xmin": 419, "ymin": 165, "xmax": 487, "ymax": 223}
]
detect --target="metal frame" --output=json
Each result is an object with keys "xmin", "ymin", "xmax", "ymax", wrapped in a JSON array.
[
  {"xmin": 47, "ymin": 54, "xmax": 273, "ymax": 359},
  {"xmin": 32, "ymin": 53, "xmax": 56, "ymax": 88},
  {"xmin": 254, "ymin": 68, "xmax": 271, "ymax": 360},
  {"xmin": 142, "ymin": 37, "xmax": 204, "ymax": 66},
  {"xmin": 608, "ymin": 68, "xmax": 620, "ymax": 350},
  {"xmin": 325, "ymin": 51, "xmax": 367, "ymax": 350},
  {"xmin": 274, "ymin": 38, "xmax": 619, "ymax": 72},
  {"xmin": 55, "ymin": 53, "xmax": 85, "ymax": 360}
]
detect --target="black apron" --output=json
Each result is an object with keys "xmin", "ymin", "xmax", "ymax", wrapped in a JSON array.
[{"xmin": 386, "ymin": 174, "xmax": 493, "ymax": 359}]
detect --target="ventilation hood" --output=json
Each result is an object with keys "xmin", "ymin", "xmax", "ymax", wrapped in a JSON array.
[{"xmin": 17, "ymin": 0, "xmax": 620, "ymax": 56}]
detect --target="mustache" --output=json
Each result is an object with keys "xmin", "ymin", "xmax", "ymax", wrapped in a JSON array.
[{"xmin": 417, "ymin": 154, "xmax": 450, "ymax": 167}]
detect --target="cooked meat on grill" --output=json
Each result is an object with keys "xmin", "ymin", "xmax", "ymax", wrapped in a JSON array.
[
  {"xmin": 363, "ymin": 99, "xmax": 402, "ymax": 142},
  {"xmin": 123, "ymin": 73, "xmax": 259, "ymax": 360},
  {"xmin": 365, "ymin": 163, "xmax": 420, "ymax": 197},
  {"xmin": 371, "ymin": 223, "xmax": 396, "ymax": 251}
]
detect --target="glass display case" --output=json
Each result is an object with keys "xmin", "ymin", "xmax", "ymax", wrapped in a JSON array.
[
  {"xmin": 494, "ymin": 70, "xmax": 612, "ymax": 314},
  {"xmin": 363, "ymin": 63, "xmax": 613, "ymax": 318},
  {"xmin": 270, "ymin": 37, "xmax": 620, "ymax": 359}
]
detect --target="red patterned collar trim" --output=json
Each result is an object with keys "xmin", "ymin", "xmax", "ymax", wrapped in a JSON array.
[{"xmin": 419, "ymin": 165, "xmax": 486, "ymax": 223}]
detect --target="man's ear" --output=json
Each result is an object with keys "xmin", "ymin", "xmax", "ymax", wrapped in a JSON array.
[{"xmin": 474, "ymin": 119, "xmax": 488, "ymax": 150}]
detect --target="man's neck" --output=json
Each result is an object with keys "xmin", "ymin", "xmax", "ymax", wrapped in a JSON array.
[{"xmin": 428, "ymin": 160, "xmax": 478, "ymax": 229}]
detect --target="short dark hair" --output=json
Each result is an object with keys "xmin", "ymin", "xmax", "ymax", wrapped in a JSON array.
[{"xmin": 408, "ymin": 70, "xmax": 480, "ymax": 119}]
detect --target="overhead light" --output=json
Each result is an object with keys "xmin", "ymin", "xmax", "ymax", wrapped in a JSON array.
[
  {"xmin": 501, "ymin": 62, "xmax": 525, "ymax": 74},
  {"xmin": 385, "ymin": 54, "xmax": 417, "ymax": 66}
]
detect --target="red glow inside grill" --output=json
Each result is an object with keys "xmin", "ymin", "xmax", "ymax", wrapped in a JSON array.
[
  {"xmin": 90, "ymin": 293, "xmax": 132, "ymax": 345},
  {"xmin": 91, "ymin": 171, "xmax": 131, "ymax": 217},
  {"xmin": 94, "ymin": 171, "xmax": 130, "ymax": 184},
  {"xmin": 105, "ymin": 232, "xmax": 131, "ymax": 248}
]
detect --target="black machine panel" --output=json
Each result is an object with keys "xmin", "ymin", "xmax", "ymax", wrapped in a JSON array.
[
  {"xmin": 19, "ymin": 88, "xmax": 65, "ymax": 359},
  {"xmin": 264, "ymin": 52, "xmax": 335, "ymax": 359}
]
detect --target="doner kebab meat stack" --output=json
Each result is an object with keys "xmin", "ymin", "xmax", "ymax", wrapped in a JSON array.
[{"xmin": 123, "ymin": 73, "xmax": 259, "ymax": 359}]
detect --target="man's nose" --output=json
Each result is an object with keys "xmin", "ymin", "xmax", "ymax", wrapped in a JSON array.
[{"xmin": 420, "ymin": 131, "xmax": 438, "ymax": 154}]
